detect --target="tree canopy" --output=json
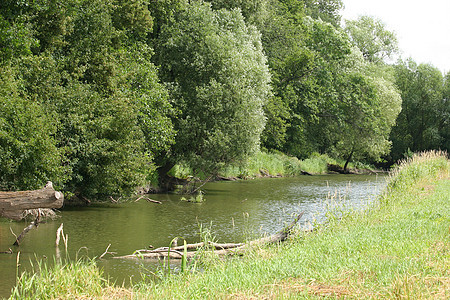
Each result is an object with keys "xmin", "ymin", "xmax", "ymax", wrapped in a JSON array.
[
  {"xmin": 344, "ymin": 15, "xmax": 399, "ymax": 63},
  {"xmin": 155, "ymin": 1, "xmax": 271, "ymax": 174},
  {"xmin": 390, "ymin": 60, "xmax": 449, "ymax": 161},
  {"xmin": 0, "ymin": 0, "xmax": 446, "ymax": 197}
]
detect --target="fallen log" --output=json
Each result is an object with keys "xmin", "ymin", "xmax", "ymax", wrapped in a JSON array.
[
  {"xmin": 0, "ymin": 182, "xmax": 64, "ymax": 220},
  {"xmin": 115, "ymin": 212, "xmax": 304, "ymax": 260}
]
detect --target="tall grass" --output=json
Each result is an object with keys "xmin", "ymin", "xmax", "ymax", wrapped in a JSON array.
[
  {"xmin": 387, "ymin": 150, "xmax": 449, "ymax": 191},
  {"xmin": 9, "ymin": 258, "xmax": 133, "ymax": 300},
  {"xmin": 171, "ymin": 151, "xmax": 376, "ymax": 180},
  {"xmin": 10, "ymin": 259, "xmax": 104, "ymax": 299},
  {"xmin": 219, "ymin": 151, "xmax": 336, "ymax": 178}
]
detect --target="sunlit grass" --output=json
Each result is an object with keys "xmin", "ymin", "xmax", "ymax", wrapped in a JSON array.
[
  {"xmin": 219, "ymin": 151, "xmax": 341, "ymax": 178},
  {"xmin": 170, "ymin": 151, "xmax": 378, "ymax": 180},
  {"xmin": 10, "ymin": 259, "xmax": 108, "ymax": 299}
]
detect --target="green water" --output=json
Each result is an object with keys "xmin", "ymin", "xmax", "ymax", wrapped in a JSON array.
[{"xmin": 0, "ymin": 174, "xmax": 386, "ymax": 298}]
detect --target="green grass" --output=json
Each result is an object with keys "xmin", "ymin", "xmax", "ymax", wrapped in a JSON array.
[
  {"xmin": 219, "ymin": 151, "xmax": 339, "ymax": 178},
  {"xmin": 10, "ymin": 151, "xmax": 449, "ymax": 299},
  {"xmin": 172, "ymin": 151, "xmax": 377, "ymax": 180},
  {"xmin": 10, "ymin": 259, "xmax": 104, "ymax": 299}
]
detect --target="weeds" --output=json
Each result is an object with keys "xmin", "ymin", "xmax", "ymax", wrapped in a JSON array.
[
  {"xmin": 10, "ymin": 259, "xmax": 107, "ymax": 300},
  {"xmin": 180, "ymin": 190, "xmax": 205, "ymax": 203}
]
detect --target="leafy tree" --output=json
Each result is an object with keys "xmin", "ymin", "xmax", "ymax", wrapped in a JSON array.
[
  {"xmin": 279, "ymin": 17, "xmax": 352, "ymax": 158},
  {"xmin": 155, "ymin": 1, "xmax": 271, "ymax": 177},
  {"xmin": 16, "ymin": 54, "xmax": 152, "ymax": 198},
  {"xmin": 0, "ymin": 1, "xmax": 38, "ymax": 62},
  {"xmin": 112, "ymin": 0, "xmax": 153, "ymax": 39},
  {"xmin": 390, "ymin": 60, "xmax": 447, "ymax": 161},
  {"xmin": 303, "ymin": 0, "xmax": 343, "ymax": 27},
  {"xmin": 209, "ymin": 0, "xmax": 269, "ymax": 28},
  {"xmin": 257, "ymin": 0, "xmax": 309, "ymax": 152},
  {"xmin": 0, "ymin": 65, "xmax": 67, "ymax": 190},
  {"xmin": 441, "ymin": 72, "xmax": 450, "ymax": 151},
  {"xmin": 116, "ymin": 43, "xmax": 176, "ymax": 159},
  {"xmin": 305, "ymin": 47, "xmax": 401, "ymax": 170},
  {"xmin": 0, "ymin": 0, "xmax": 175, "ymax": 198},
  {"xmin": 148, "ymin": 0, "xmax": 188, "ymax": 39},
  {"xmin": 344, "ymin": 15, "xmax": 398, "ymax": 63}
]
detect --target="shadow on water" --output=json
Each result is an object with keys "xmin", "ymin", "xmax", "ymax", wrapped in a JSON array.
[{"xmin": 0, "ymin": 174, "xmax": 387, "ymax": 298}]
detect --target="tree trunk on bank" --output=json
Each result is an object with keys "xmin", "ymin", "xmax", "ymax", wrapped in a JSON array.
[
  {"xmin": 343, "ymin": 149, "xmax": 354, "ymax": 173},
  {"xmin": 0, "ymin": 182, "xmax": 64, "ymax": 220},
  {"xmin": 156, "ymin": 162, "xmax": 177, "ymax": 192}
]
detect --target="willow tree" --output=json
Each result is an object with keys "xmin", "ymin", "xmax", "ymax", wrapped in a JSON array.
[
  {"xmin": 344, "ymin": 15, "xmax": 398, "ymax": 63},
  {"xmin": 155, "ymin": 1, "xmax": 271, "ymax": 179}
]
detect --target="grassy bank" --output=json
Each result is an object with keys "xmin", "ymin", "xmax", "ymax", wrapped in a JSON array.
[
  {"xmin": 172, "ymin": 151, "xmax": 375, "ymax": 180},
  {"xmin": 9, "ymin": 151, "xmax": 449, "ymax": 299}
]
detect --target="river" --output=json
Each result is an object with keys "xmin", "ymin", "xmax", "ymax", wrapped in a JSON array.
[{"xmin": 0, "ymin": 174, "xmax": 387, "ymax": 298}]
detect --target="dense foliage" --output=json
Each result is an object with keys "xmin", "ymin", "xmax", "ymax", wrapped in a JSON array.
[
  {"xmin": 390, "ymin": 60, "xmax": 449, "ymax": 162},
  {"xmin": 155, "ymin": 1, "xmax": 271, "ymax": 174},
  {"xmin": 0, "ymin": 0, "xmax": 447, "ymax": 198}
]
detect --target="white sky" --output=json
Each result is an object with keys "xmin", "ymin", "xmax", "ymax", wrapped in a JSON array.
[{"xmin": 341, "ymin": 0, "xmax": 450, "ymax": 74}]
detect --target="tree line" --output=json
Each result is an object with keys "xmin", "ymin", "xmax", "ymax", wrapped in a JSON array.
[{"xmin": 1, "ymin": 0, "xmax": 448, "ymax": 199}]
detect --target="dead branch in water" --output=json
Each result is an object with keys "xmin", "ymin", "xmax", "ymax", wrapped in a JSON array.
[
  {"xmin": 115, "ymin": 212, "xmax": 304, "ymax": 260},
  {"xmin": 99, "ymin": 244, "xmax": 117, "ymax": 259},
  {"xmin": 135, "ymin": 196, "xmax": 162, "ymax": 204},
  {"xmin": 13, "ymin": 210, "xmax": 42, "ymax": 246}
]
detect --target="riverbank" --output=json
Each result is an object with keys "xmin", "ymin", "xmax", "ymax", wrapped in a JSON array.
[
  {"xmin": 9, "ymin": 151, "xmax": 449, "ymax": 299},
  {"xmin": 171, "ymin": 151, "xmax": 379, "ymax": 182}
]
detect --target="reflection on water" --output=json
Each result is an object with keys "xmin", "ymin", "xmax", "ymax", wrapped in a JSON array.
[{"xmin": 0, "ymin": 174, "xmax": 387, "ymax": 298}]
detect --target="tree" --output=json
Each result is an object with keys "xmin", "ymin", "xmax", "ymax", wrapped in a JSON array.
[
  {"xmin": 441, "ymin": 72, "xmax": 450, "ymax": 151},
  {"xmin": 155, "ymin": 1, "xmax": 271, "ymax": 177},
  {"xmin": 344, "ymin": 15, "xmax": 398, "ymax": 63},
  {"xmin": 333, "ymin": 73, "xmax": 401, "ymax": 170},
  {"xmin": 303, "ymin": 0, "xmax": 343, "ymax": 27},
  {"xmin": 277, "ymin": 17, "xmax": 352, "ymax": 158},
  {"xmin": 390, "ymin": 60, "xmax": 447, "ymax": 162},
  {"xmin": 0, "ymin": 65, "xmax": 67, "ymax": 191},
  {"xmin": 257, "ymin": 0, "xmax": 309, "ymax": 152},
  {"xmin": 1, "ymin": 0, "xmax": 176, "ymax": 198},
  {"xmin": 208, "ymin": 0, "xmax": 269, "ymax": 28},
  {"xmin": 0, "ymin": 1, "xmax": 38, "ymax": 62},
  {"xmin": 306, "ymin": 46, "xmax": 401, "ymax": 170}
]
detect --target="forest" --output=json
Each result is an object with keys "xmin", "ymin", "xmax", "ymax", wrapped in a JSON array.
[{"xmin": 1, "ymin": 0, "xmax": 449, "ymax": 199}]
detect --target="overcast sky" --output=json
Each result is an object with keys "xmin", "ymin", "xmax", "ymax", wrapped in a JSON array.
[{"xmin": 341, "ymin": 0, "xmax": 450, "ymax": 74}]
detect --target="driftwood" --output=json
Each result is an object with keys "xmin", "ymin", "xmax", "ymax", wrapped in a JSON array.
[
  {"xmin": 115, "ymin": 212, "xmax": 304, "ymax": 260},
  {"xmin": 135, "ymin": 196, "xmax": 162, "ymax": 204},
  {"xmin": 0, "ymin": 248, "xmax": 13, "ymax": 254},
  {"xmin": 0, "ymin": 181, "xmax": 64, "ymax": 220},
  {"xmin": 99, "ymin": 244, "xmax": 117, "ymax": 259},
  {"xmin": 13, "ymin": 213, "xmax": 41, "ymax": 246}
]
